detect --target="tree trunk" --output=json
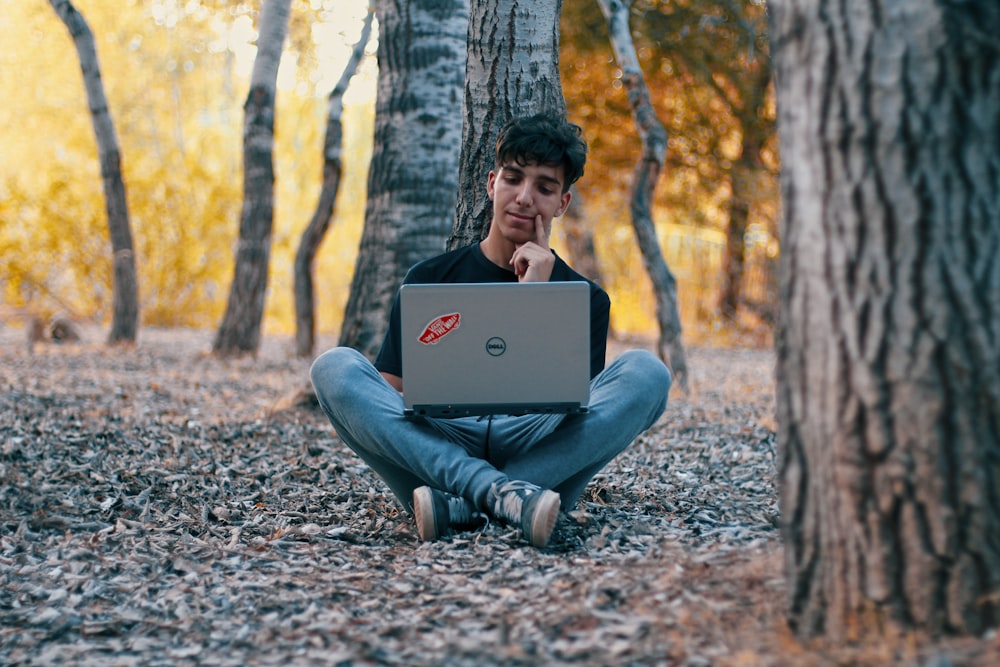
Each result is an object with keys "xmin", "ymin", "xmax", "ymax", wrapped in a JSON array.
[
  {"xmin": 294, "ymin": 10, "xmax": 373, "ymax": 358},
  {"xmin": 771, "ymin": 0, "xmax": 1000, "ymax": 640},
  {"xmin": 720, "ymin": 53, "xmax": 773, "ymax": 319},
  {"xmin": 449, "ymin": 0, "xmax": 565, "ymax": 247},
  {"xmin": 338, "ymin": 0, "xmax": 468, "ymax": 358},
  {"xmin": 597, "ymin": 0, "xmax": 688, "ymax": 390},
  {"xmin": 560, "ymin": 191, "xmax": 615, "ymax": 340},
  {"xmin": 559, "ymin": 189, "xmax": 604, "ymax": 285},
  {"xmin": 49, "ymin": 0, "xmax": 139, "ymax": 345},
  {"xmin": 214, "ymin": 0, "xmax": 291, "ymax": 357},
  {"xmin": 720, "ymin": 76, "xmax": 770, "ymax": 320},
  {"xmin": 719, "ymin": 167, "xmax": 749, "ymax": 319}
]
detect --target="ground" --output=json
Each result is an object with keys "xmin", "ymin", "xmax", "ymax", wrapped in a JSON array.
[{"xmin": 1, "ymin": 325, "xmax": 997, "ymax": 666}]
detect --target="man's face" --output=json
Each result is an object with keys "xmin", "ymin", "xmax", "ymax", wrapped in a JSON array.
[{"xmin": 487, "ymin": 162, "xmax": 572, "ymax": 245}]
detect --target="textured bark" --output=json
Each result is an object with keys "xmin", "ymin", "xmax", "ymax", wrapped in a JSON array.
[
  {"xmin": 449, "ymin": 0, "xmax": 566, "ymax": 247},
  {"xmin": 771, "ymin": 0, "xmax": 1000, "ymax": 639},
  {"xmin": 214, "ymin": 0, "xmax": 291, "ymax": 357},
  {"xmin": 49, "ymin": 0, "xmax": 139, "ymax": 345},
  {"xmin": 339, "ymin": 0, "xmax": 468, "ymax": 358},
  {"xmin": 294, "ymin": 10, "xmax": 373, "ymax": 358},
  {"xmin": 597, "ymin": 0, "xmax": 688, "ymax": 390}
]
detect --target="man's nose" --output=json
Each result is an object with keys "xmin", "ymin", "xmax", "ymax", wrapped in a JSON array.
[{"xmin": 515, "ymin": 182, "xmax": 532, "ymax": 205}]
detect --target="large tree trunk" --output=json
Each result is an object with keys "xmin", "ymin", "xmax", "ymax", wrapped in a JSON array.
[
  {"xmin": 49, "ymin": 0, "xmax": 139, "ymax": 345},
  {"xmin": 214, "ymin": 0, "xmax": 291, "ymax": 357},
  {"xmin": 449, "ymin": 0, "xmax": 565, "ymax": 247},
  {"xmin": 338, "ymin": 0, "xmax": 468, "ymax": 358},
  {"xmin": 597, "ymin": 0, "xmax": 688, "ymax": 390},
  {"xmin": 294, "ymin": 10, "xmax": 373, "ymax": 358},
  {"xmin": 771, "ymin": 0, "xmax": 1000, "ymax": 640}
]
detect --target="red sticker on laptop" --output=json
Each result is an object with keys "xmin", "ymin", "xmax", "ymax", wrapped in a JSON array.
[{"xmin": 418, "ymin": 313, "xmax": 460, "ymax": 344}]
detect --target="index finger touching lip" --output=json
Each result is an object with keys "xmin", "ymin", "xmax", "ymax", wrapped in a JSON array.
[{"xmin": 535, "ymin": 214, "xmax": 549, "ymax": 245}]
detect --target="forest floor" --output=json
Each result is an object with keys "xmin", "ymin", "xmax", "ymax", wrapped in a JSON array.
[{"xmin": 1, "ymin": 324, "xmax": 997, "ymax": 666}]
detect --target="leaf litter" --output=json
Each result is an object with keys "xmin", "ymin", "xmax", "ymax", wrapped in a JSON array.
[{"xmin": 1, "ymin": 326, "xmax": 995, "ymax": 666}]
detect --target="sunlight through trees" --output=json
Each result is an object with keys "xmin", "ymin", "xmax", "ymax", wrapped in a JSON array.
[{"xmin": 1, "ymin": 0, "xmax": 778, "ymax": 347}]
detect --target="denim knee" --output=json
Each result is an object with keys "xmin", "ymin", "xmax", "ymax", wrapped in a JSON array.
[
  {"xmin": 310, "ymin": 346, "xmax": 370, "ymax": 402},
  {"xmin": 616, "ymin": 348, "xmax": 672, "ymax": 413}
]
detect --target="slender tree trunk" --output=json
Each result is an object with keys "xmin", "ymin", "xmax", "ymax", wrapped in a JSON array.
[
  {"xmin": 720, "ymin": 96, "xmax": 769, "ymax": 320},
  {"xmin": 214, "ymin": 0, "xmax": 291, "ymax": 356},
  {"xmin": 49, "ymin": 0, "xmax": 138, "ymax": 345},
  {"xmin": 294, "ymin": 9, "xmax": 373, "ymax": 358},
  {"xmin": 449, "ymin": 0, "xmax": 565, "ymax": 247},
  {"xmin": 559, "ymin": 189, "xmax": 604, "ymax": 284},
  {"xmin": 560, "ymin": 191, "xmax": 615, "ymax": 340},
  {"xmin": 339, "ymin": 0, "xmax": 468, "ymax": 358},
  {"xmin": 714, "ymin": 12, "xmax": 773, "ymax": 322},
  {"xmin": 720, "ymin": 192, "xmax": 748, "ymax": 318},
  {"xmin": 771, "ymin": 0, "xmax": 1000, "ymax": 640},
  {"xmin": 597, "ymin": 0, "xmax": 688, "ymax": 390},
  {"xmin": 719, "ymin": 133, "xmax": 756, "ymax": 319}
]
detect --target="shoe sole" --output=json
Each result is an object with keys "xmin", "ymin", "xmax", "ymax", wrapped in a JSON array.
[
  {"xmin": 412, "ymin": 486, "xmax": 439, "ymax": 541},
  {"xmin": 527, "ymin": 490, "xmax": 561, "ymax": 547}
]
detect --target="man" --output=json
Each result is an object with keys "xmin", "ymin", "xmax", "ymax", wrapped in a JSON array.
[{"xmin": 311, "ymin": 113, "xmax": 671, "ymax": 548}]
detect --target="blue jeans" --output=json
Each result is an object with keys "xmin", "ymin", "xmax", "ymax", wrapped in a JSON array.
[{"xmin": 310, "ymin": 347, "xmax": 671, "ymax": 513}]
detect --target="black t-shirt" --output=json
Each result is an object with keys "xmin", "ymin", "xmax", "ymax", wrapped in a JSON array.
[{"xmin": 374, "ymin": 243, "xmax": 611, "ymax": 380}]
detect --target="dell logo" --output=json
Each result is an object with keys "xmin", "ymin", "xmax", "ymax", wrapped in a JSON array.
[{"xmin": 485, "ymin": 337, "xmax": 507, "ymax": 356}]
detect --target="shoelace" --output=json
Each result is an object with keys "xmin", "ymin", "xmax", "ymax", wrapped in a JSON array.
[
  {"xmin": 490, "ymin": 480, "xmax": 540, "ymax": 521},
  {"xmin": 447, "ymin": 494, "xmax": 484, "ymax": 526}
]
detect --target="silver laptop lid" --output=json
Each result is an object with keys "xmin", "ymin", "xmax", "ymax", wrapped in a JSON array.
[{"xmin": 400, "ymin": 282, "xmax": 591, "ymax": 418}]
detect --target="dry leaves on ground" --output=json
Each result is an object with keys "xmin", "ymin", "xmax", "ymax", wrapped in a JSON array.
[{"xmin": 1, "ymin": 326, "xmax": 996, "ymax": 666}]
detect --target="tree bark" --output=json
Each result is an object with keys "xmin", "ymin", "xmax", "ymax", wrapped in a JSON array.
[
  {"xmin": 214, "ymin": 0, "xmax": 291, "ymax": 357},
  {"xmin": 293, "ymin": 9, "xmax": 373, "ymax": 358},
  {"xmin": 771, "ymin": 0, "xmax": 1000, "ymax": 640},
  {"xmin": 449, "ymin": 0, "xmax": 566, "ymax": 247},
  {"xmin": 338, "ymin": 0, "xmax": 468, "ymax": 358},
  {"xmin": 49, "ymin": 0, "xmax": 139, "ymax": 345},
  {"xmin": 597, "ymin": 0, "xmax": 688, "ymax": 390}
]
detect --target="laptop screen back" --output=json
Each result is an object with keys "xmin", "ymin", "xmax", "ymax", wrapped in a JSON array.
[{"xmin": 400, "ymin": 282, "xmax": 591, "ymax": 418}]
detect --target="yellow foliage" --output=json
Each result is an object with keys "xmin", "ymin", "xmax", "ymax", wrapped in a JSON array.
[
  {"xmin": 0, "ymin": 0, "xmax": 372, "ymax": 336},
  {"xmin": 1, "ymin": 0, "xmax": 775, "ymax": 347},
  {"xmin": 569, "ymin": 193, "xmax": 775, "ymax": 347}
]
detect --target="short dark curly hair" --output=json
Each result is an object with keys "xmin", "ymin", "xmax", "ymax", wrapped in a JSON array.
[{"xmin": 495, "ymin": 112, "xmax": 588, "ymax": 192}]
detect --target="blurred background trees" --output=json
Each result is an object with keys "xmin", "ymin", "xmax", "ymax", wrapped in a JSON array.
[
  {"xmin": 561, "ymin": 0, "xmax": 777, "ymax": 343},
  {"xmin": 0, "ymin": 0, "xmax": 777, "ymax": 349}
]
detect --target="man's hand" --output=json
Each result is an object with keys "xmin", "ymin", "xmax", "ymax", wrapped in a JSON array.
[{"xmin": 510, "ymin": 215, "xmax": 555, "ymax": 282}]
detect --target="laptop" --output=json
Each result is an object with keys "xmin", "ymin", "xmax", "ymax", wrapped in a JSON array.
[{"xmin": 400, "ymin": 282, "xmax": 591, "ymax": 418}]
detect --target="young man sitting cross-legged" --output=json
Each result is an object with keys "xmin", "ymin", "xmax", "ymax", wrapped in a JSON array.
[{"xmin": 310, "ymin": 112, "xmax": 672, "ymax": 547}]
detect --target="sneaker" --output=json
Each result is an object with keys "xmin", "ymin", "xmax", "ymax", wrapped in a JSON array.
[
  {"xmin": 487, "ymin": 480, "xmax": 561, "ymax": 547},
  {"xmin": 412, "ymin": 486, "xmax": 486, "ymax": 541}
]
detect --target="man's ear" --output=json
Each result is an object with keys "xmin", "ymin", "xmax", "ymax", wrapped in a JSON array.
[
  {"xmin": 555, "ymin": 190, "xmax": 572, "ymax": 217},
  {"xmin": 486, "ymin": 170, "xmax": 497, "ymax": 200}
]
